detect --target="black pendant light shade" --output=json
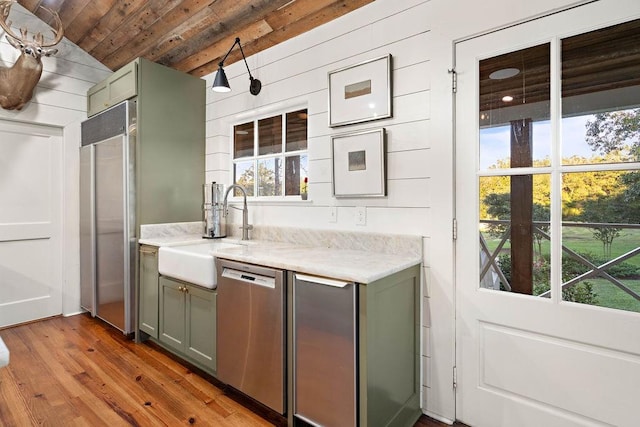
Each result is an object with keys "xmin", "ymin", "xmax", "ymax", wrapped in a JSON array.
[
  {"xmin": 211, "ymin": 37, "xmax": 261, "ymax": 96},
  {"xmin": 212, "ymin": 66, "xmax": 231, "ymax": 92}
]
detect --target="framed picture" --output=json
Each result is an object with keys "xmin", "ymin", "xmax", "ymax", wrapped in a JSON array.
[
  {"xmin": 328, "ymin": 54, "xmax": 392, "ymax": 127},
  {"xmin": 332, "ymin": 128, "xmax": 386, "ymax": 198}
]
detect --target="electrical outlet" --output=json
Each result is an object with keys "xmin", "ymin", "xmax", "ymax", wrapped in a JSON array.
[
  {"xmin": 356, "ymin": 206, "xmax": 366, "ymax": 226},
  {"xmin": 329, "ymin": 206, "xmax": 337, "ymax": 223}
]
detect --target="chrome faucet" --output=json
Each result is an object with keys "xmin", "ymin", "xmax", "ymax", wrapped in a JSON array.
[{"xmin": 223, "ymin": 184, "xmax": 253, "ymax": 240}]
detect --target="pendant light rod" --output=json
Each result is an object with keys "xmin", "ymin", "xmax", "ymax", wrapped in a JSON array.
[{"xmin": 214, "ymin": 37, "xmax": 262, "ymax": 95}]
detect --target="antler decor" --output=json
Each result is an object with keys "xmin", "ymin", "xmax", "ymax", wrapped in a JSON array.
[{"xmin": 0, "ymin": 0, "xmax": 64, "ymax": 110}]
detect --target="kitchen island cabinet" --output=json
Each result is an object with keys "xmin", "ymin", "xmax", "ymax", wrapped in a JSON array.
[{"xmin": 158, "ymin": 276, "xmax": 217, "ymax": 375}]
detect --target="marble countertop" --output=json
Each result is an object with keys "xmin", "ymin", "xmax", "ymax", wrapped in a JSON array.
[
  {"xmin": 139, "ymin": 235, "xmax": 420, "ymax": 284},
  {"xmin": 211, "ymin": 241, "xmax": 420, "ymax": 284}
]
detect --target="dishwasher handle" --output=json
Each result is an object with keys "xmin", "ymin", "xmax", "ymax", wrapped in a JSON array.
[
  {"xmin": 294, "ymin": 273, "xmax": 351, "ymax": 288},
  {"xmin": 222, "ymin": 268, "xmax": 276, "ymax": 288}
]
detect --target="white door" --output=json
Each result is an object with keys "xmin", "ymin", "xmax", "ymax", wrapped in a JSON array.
[
  {"xmin": 456, "ymin": 1, "xmax": 640, "ymax": 426},
  {"xmin": 0, "ymin": 120, "xmax": 63, "ymax": 327}
]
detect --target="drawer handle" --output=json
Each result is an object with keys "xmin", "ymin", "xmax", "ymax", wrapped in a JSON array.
[{"xmin": 295, "ymin": 273, "xmax": 350, "ymax": 288}]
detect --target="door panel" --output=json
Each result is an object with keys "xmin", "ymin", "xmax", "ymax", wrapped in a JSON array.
[
  {"xmin": 0, "ymin": 121, "xmax": 62, "ymax": 327},
  {"xmin": 455, "ymin": 2, "xmax": 640, "ymax": 426},
  {"xmin": 185, "ymin": 286, "xmax": 216, "ymax": 371},
  {"xmin": 159, "ymin": 277, "xmax": 186, "ymax": 351},
  {"xmin": 95, "ymin": 136, "xmax": 126, "ymax": 330}
]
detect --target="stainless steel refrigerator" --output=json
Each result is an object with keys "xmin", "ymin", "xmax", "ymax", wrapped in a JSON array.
[
  {"xmin": 80, "ymin": 100, "xmax": 137, "ymax": 334},
  {"xmin": 80, "ymin": 58, "xmax": 205, "ymax": 336}
]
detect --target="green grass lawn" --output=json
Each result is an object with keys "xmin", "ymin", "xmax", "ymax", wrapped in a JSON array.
[
  {"xmin": 585, "ymin": 279, "xmax": 640, "ymax": 313},
  {"xmin": 562, "ymin": 227, "xmax": 640, "ymax": 267},
  {"xmin": 481, "ymin": 226, "xmax": 640, "ymax": 313}
]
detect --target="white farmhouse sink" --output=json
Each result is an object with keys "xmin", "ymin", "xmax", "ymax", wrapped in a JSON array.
[{"xmin": 158, "ymin": 241, "xmax": 243, "ymax": 289}]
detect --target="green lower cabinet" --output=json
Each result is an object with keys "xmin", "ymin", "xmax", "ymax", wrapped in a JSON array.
[
  {"xmin": 359, "ymin": 265, "xmax": 422, "ymax": 427},
  {"xmin": 185, "ymin": 285, "xmax": 216, "ymax": 370},
  {"xmin": 159, "ymin": 277, "xmax": 186, "ymax": 351},
  {"xmin": 158, "ymin": 276, "xmax": 216, "ymax": 374},
  {"xmin": 138, "ymin": 245, "xmax": 159, "ymax": 339}
]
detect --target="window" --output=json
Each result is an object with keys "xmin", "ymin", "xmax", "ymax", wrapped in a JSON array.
[
  {"xmin": 232, "ymin": 109, "xmax": 308, "ymax": 198},
  {"xmin": 478, "ymin": 19, "xmax": 640, "ymax": 313}
]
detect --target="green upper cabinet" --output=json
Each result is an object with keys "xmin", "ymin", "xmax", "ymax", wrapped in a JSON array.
[{"xmin": 87, "ymin": 61, "xmax": 137, "ymax": 117}]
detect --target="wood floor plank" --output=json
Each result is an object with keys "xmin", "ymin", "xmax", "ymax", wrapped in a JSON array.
[
  {"xmin": 0, "ymin": 365, "xmax": 38, "ymax": 426},
  {"xmin": 1, "ymin": 327, "xmax": 72, "ymax": 425}
]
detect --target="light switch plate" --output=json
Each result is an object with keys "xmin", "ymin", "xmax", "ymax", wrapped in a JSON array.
[
  {"xmin": 329, "ymin": 206, "xmax": 337, "ymax": 223},
  {"xmin": 356, "ymin": 206, "xmax": 366, "ymax": 226}
]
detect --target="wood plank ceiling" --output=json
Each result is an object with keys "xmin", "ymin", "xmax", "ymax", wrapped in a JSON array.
[{"xmin": 17, "ymin": 0, "xmax": 374, "ymax": 77}]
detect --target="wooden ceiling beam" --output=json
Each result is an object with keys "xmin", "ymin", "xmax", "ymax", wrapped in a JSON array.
[
  {"xmin": 263, "ymin": 0, "xmax": 340, "ymax": 31},
  {"xmin": 189, "ymin": 0, "xmax": 373, "ymax": 77},
  {"xmin": 172, "ymin": 19, "xmax": 274, "ymax": 73},
  {"xmin": 56, "ymin": 0, "xmax": 93, "ymax": 28},
  {"xmin": 152, "ymin": 0, "xmax": 290, "ymax": 67},
  {"xmin": 100, "ymin": 0, "xmax": 214, "ymax": 70},
  {"xmin": 63, "ymin": 0, "xmax": 119, "ymax": 43},
  {"xmin": 89, "ymin": 0, "xmax": 183, "ymax": 63},
  {"xmin": 74, "ymin": 0, "xmax": 148, "ymax": 53}
]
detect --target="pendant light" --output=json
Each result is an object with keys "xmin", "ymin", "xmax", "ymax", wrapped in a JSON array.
[{"xmin": 212, "ymin": 37, "xmax": 262, "ymax": 96}]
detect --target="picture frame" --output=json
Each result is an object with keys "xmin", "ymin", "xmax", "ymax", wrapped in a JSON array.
[
  {"xmin": 328, "ymin": 54, "xmax": 392, "ymax": 127},
  {"xmin": 332, "ymin": 128, "xmax": 386, "ymax": 198}
]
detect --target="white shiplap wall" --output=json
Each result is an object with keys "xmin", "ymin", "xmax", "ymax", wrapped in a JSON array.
[
  {"xmin": 203, "ymin": 0, "xmax": 442, "ymax": 417},
  {"xmin": 0, "ymin": 4, "xmax": 111, "ymax": 316},
  {"xmin": 203, "ymin": 0, "xmax": 602, "ymax": 422}
]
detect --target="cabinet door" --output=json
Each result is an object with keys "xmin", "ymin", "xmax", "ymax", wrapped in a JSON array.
[
  {"xmin": 185, "ymin": 285, "xmax": 216, "ymax": 372},
  {"xmin": 86, "ymin": 61, "xmax": 137, "ymax": 117},
  {"xmin": 138, "ymin": 246, "xmax": 158, "ymax": 338},
  {"xmin": 87, "ymin": 82, "xmax": 108, "ymax": 117},
  {"xmin": 108, "ymin": 61, "xmax": 137, "ymax": 106},
  {"xmin": 158, "ymin": 277, "xmax": 186, "ymax": 352}
]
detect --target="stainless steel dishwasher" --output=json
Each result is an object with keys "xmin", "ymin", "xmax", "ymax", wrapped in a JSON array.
[{"xmin": 216, "ymin": 259, "xmax": 286, "ymax": 414}]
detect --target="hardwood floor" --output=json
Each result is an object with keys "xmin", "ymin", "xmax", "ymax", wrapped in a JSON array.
[{"xmin": 0, "ymin": 314, "xmax": 461, "ymax": 426}]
